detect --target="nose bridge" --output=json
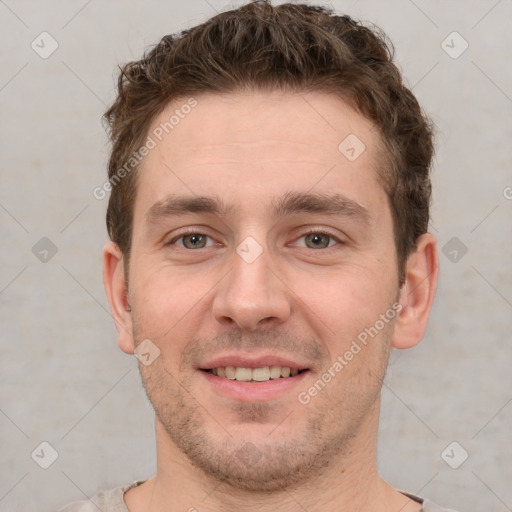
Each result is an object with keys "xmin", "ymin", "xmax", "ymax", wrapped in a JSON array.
[{"xmin": 212, "ymin": 235, "xmax": 291, "ymax": 330}]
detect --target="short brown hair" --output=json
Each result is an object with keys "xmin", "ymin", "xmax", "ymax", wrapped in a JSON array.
[{"xmin": 103, "ymin": 0, "xmax": 434, "ymax": 284}]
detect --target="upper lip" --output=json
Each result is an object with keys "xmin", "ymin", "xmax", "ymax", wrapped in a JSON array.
[{"xmin": 199, "ymin": 353, "xmax": 311, "ymax": 371}]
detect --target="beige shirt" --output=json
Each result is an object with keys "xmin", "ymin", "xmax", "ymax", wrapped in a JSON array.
[{"xmin": 58, "ymin": 482, "xmax": 462, "ymax": 512}]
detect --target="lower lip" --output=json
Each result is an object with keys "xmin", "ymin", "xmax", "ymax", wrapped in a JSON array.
[{"xmin": 199, "ymin": 370, "xmax": 309, "ymax": 402}]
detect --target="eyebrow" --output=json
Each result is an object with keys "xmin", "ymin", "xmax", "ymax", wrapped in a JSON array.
[
  {"xmin": 145, "ymin": 191, "xmax": 371, "ymax": 226},
  {"xmin": 146, "ymin": 195, "xmax": 234, "ymax": 224},
  {"xmin": 272, "ymin": 191, "xmax": 371, "ymax": 224}
]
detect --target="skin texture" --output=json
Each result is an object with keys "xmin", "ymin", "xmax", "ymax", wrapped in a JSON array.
[{"xmin": 104, "ymin": 90, "xmax": 438, "ymax": 512}]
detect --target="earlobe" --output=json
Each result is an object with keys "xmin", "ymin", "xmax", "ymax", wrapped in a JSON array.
[
  {"xmin": 392, "ymin": 233, "xmax": 439, "ymax": 349},
  {"xmin": 102, "ymin": 241, "xmax": 135, "ymax": 354}
]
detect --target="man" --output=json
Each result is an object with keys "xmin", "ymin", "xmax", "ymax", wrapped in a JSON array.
[{"xmin": 61, "ymin": 1, "xmax": 459, "ymax": 511}]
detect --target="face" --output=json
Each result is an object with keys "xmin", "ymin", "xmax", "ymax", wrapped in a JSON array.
[{"xmin": 125, "ymin": 91, "xmax": 402, "ymax": 490}]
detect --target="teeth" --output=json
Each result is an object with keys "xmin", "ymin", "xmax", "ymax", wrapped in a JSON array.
[
  {"xmin": 269, "ymin": 365, "xmax": 282, "ymax": 379},
  {"xmin": 225, "ymin": 366, "xmax": 236, "ymax": 379},
  {"xmin": 208, "ymin": 366, "xmax": 304, "ymax": 381},
  {"xmin": 252, "ymin": 367, "xmax": 270, "ymax": 381},
  {"xmin": 235, "ymin": 367, "xmax": 253, "ymax": 381}
]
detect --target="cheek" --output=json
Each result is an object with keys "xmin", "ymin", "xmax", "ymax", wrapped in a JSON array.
[
  {"xmin": 294, "ymin": 262, "xmax": 394, "ymax": 323},
  {"xmin": 130, "ymin": 264, "xmax": 213, "ymax": 353},
  {"xmin": 132, "ymin": 257, "xmax": 208, "ymax": 309},
  {"xmin": 289, "ymin": 263, "xmax": 398, "ymax": 378}
]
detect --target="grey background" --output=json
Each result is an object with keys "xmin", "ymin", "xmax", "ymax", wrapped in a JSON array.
[{"xmin": 0, "ymin": 1, "xmax": 511, "ymax": 511}]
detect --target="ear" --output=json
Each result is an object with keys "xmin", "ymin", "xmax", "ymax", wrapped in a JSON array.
[
  {"xmin": 392, "ymin": 233, "xmax": 439, "ymax": 349},
  {"xmin": 103, "ymin": 241, "xmax": 135, "ymax": 354}
]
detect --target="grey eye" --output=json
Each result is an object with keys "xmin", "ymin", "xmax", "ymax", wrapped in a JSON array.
[
  {"xmin": 182, "ymin": 234, "xmax": 208, "ymax": 249},
  {"xmin": 304, "ymin": 233, "xmax": 332, "ymax": 249}
]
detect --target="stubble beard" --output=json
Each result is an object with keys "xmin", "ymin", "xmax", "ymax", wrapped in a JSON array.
[{"xmin": 133, "ymin": 317, "xmax": 392, "ymax": 492}]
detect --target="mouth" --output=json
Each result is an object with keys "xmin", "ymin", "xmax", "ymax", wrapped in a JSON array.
[
  {"xmin": 199, "ymin": 365, "xmax": 310, "ymax": 402},
  {"xmin": 201, "ymin": 366, "xmax": 310, "ymax": 382}
]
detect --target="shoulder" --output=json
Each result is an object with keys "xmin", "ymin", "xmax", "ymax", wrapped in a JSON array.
[
  {"xmin": 421, "ymin": 498, "xmax": 463, "ymax": 512},
  {"xmin": 58, "ymin": 482, "xmax": 143, "ymax": 512},
  {"xmin": 401, "ymin": 491, "xmax": 462, "ymax": 512}
]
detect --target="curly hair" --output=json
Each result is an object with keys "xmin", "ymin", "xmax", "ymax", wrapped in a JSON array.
[{"xmin": 103, "ymin": 0, "xmax": 434, "ymax": 284}]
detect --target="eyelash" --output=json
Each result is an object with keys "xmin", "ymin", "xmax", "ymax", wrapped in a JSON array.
[
  {"xmin": 167, "ymin": 228, "xmax": 217, "ymax": 249},
  {"xmin": 293, "ymin": 227, "xmax": 343, "ymax": 248},
  {"xmin": 167, "ymin": 227, "xmax": 343, "ymax": 249}
]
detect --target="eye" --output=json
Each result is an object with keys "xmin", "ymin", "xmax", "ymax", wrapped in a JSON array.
[
  {"xmin": 171, "ymin": 232, "xmax": 215, "ymax": 249},
  {"xmin": 294, "ymin": 231, "xmax": 341, "ymax": 249}
]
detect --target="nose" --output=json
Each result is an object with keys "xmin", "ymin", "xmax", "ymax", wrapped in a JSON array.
[{"xmin": 212, "ymin": 242, "xmax": 292, "ymax": 331}]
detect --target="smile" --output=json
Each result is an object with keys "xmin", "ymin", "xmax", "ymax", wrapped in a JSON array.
[
  {"xmin": 200, "ymin": 366, "xmax": 310, "ymax": 401},
  {"xmin": 204, "ymin": 366, "xmax": 308, "ymax": 382}
]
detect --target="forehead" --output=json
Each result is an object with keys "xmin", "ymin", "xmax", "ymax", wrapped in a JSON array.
[
  {"xmin": 135, "ymin": 90, "xmax": 387, "ymax": 219},
  {"xmin": 151, "ymin": 90, "xmax": 380, "ymax": 160}
]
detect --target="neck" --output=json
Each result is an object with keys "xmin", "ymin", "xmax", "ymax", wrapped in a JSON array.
[{"xmin": 125, "ymin": 400, "xmax": 420, "ymax": 512}]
